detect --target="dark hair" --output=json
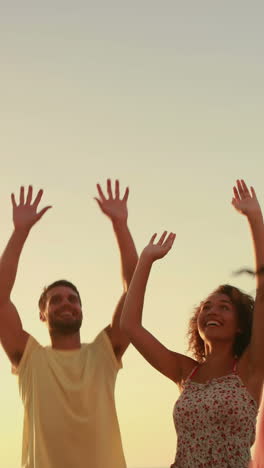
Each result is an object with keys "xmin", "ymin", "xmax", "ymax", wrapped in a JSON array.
[
  {"xmin": 38, "ymin": 280, "xmax": 82, "ymax": 312},
  {"xmin": 187, "ymin": 284, "xmax": 254, "ymax": 362}
]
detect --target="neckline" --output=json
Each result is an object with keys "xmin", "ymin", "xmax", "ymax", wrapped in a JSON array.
[
  {"xmin": 187, "ymin": 373, "xmax": 258, "ymax": 410},
  {"xmin": 188, "ymin": 358, "xmax": 238, "ymax": 381},
  {"xmin": 47, "ymin": 344, "xmax": 84, "ymax": 353},
  {"xmin": 189, "ymin": 372, "xmax": 237, "ymax": 386}
]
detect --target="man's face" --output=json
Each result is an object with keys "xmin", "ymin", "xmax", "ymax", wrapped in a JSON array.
[{"xmin": 40, "ymin": 286, "xmax": 83, "ymax": 335}]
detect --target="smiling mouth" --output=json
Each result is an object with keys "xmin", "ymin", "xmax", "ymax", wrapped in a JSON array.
[
  {"xmin": 205, "ymin": 321, "xmax": 222, "ymax": 327},
  {"xmin": 59, "ymin": 311, "xmax": 75, "ymax": 318}
]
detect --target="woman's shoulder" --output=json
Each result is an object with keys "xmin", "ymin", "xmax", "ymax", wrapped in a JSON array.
[{"xmin": 176, "ymin": 354, "xmax": 199, "ymax": 389}]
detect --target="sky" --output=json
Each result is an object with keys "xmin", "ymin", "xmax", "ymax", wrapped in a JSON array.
[{"xmin": 0, "ymin": 1, "xmax": 264, "ymax": 467}]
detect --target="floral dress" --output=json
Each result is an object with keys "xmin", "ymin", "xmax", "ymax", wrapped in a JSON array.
[{"xmin": 171, "ymin": 362, "xmax": 258, "ymax": 468}]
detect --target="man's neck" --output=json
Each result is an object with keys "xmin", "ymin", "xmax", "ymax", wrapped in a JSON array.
[{"xmin": 49, "ymin": 332, "xmax": 81, "ymax": 350}]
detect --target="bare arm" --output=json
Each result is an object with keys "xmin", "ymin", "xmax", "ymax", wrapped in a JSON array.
[
  {"xmin": 120, "ymin": 231, "xmax": 195, "ymax": 385},
  {"xmin": 253, "ymin": 389, "xmax": 264, "ymax": 465},
  {"xmin": 94, "ymin": 179, "xmax": 138, "ymax": 358},
  {"xmin": 0, "ymin": 186, "xmax": 51, "ymax": 365},
  {"xmin": 232, "ymin": 180, "xmax": 264, "ymax": 374},
  {"xmin": 0, "ymin": 227, "xmax": 29, "ymax": 305}
]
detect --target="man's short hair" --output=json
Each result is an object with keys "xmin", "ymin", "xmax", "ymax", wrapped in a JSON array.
[{"xmin": 38, "ymin": 280, "xmax": 82, "ymax": 312}]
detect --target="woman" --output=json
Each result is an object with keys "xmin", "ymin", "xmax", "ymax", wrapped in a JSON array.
[{"xmin": 120, "ymin": 180, "xmax": 264, "ymax": 467}]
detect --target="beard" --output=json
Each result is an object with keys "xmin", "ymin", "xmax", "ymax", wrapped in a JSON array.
[
  {"xmin": 49, "ymin": 317, "xmax": 83, "ymax": 335},
  {"xmin": 48, "ymin": 305, "xmax": 83, "ymax": 335}
]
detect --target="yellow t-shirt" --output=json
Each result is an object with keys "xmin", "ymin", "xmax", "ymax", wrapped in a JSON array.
[{"xmin": 13, "ymin": 330, "xmax": 126, "ymax": 468}]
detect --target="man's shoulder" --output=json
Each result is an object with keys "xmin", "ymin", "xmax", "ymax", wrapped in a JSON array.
[
  {"xmin": 12, "ymin": 335, "xmax": 43, "ymax": 375},
  {"xmin": 88, "ymin": 329, "xmax": 122, "ymax": 371},
  {"xmin": 84, "ymin": 329, "xmax": 107, "ymax": 351}
]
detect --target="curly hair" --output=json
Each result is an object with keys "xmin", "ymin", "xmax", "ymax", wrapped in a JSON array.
[
  {"xmin": 38, "ymin": 279, "xmax": 82, "ymax": 312},
  {"xmin": 187, "ymin": 284, "xmax": 254, "ymax": 363}
]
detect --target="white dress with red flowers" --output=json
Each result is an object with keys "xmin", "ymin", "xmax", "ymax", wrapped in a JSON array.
[{"xmin": 171, "ymin": 363, "xmax": 258, "ymax": 468}]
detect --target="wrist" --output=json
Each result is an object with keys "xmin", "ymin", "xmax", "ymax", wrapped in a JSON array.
[
  {"xmin": 247, "ymin": 210, "xmax": 263, "ymax": 225},
  {"xmin": 112, "ymin": 217, "xmax": 128, "ymax": 229},
  {"xmin": 13, "ymin": 225, "xmax": 31, "ymax": 239},
  {"xmin": 139, "ymin": 250, "xmax": 155, "ymax": 266}
]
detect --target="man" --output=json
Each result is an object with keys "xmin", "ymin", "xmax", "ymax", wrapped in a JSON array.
[{"xmin": 0, "ymin": 180, "xmax": 138, "ymax": 468}]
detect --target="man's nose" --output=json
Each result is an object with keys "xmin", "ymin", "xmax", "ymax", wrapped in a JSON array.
[{"xmin": 61, "ymin": 298, "xmax": 72, "ymax": 306}]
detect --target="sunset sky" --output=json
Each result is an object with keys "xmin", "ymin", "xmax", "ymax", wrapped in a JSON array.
[{"xmin": 1, "ymin": 2, "xmax": 264, "ymax": 467}]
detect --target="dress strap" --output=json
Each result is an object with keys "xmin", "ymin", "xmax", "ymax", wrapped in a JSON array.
[
  {"xmin": 187, "ymin": 359, "xmax": 237, "ymax": 380},
  {"xmin": 232, "ymin": 358, "xmax": 238, "ymax": 373},
  {"xmin": 186, "ymin": 364, "xmax": 199, "ymax": 380}
]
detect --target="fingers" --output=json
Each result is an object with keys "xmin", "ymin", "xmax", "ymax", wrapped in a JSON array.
[
  {"xmin": 233, "ymin": 179, "xmax": 258, "ymax": 203},
  {"xmin": 96, "ymin": 184, "xmax": 106, "ymax": 202},
  {"xmin": 234, "ymin": 179, "xmax": 251, "ymax": 199},
  {"xmin": 115, "ymin": 180, "xmax": 120, "ymax": 199},
  {"xmin": 149, "ymin": 233, "xmax": 157, "ymax": 244},
  {"xmin": 12, "ymin": 186, "xmax": 41, "ymax": 207},
  {"xmin": 94, "ymin": 197, "xmax": 103, "ymax": 210},
  {"xmin": 32, "ymin": 189, "xmax": 44, "ymax": 208},
  {"xmin": 114, "ymin": 179, "xmax": 129, "ymax": 201},
  {"xmin": 26, "ymin": 185, "xmax": 33, "ymax": 205},
  {"xmin": 161, "ymin": 232, "xmax": 176, "ymax": 254},
  {"xmin": 122, "ymin": 186, "xmax": 129, "ymax": 202},
  {"xmin": 19, "ymin": 186, "xmax": 25, "ymax": 205},
  {"xmin": 235, "ymin": 180, "xmax": 244, "ymax": 199},
  {"xmin": 96, "ymin": 179, "xmax": 129, "ymax": 202},
  {"xmin": 238, "ymin": 179, "xmax": 250, "ymax": 198},
  {"xmin": 149, "ymin": 232, "xmax": 167, "ymax": 246},
  {"xmin": 163, "ymin": 232, "xmax": 176, "ymax": 248},
  {"xmin": 96, "ymin": 179, "xmax": 115, "ymax": 201},
  {"xmin": 150, "ymin": 231, "xmax": 176, "ymax": 247},
  {"xmin": 11, "ymin": 193, "xmax": 17, "ymax": 208},
  {"xmin": 157, "ymin": 231, "xmax": 168, "ymax": 245},
  {"xmin": 107, "ymin": 179, "xmax": 113, "ymax": 199},
  {"xmin": 232, "ymin": 186, "xmax": 240, "ymax": 201},
  {"xmin": 36, "ymin": 205, "xmax": 52, "ymax": 221},
  {"xmin": 108, "ymin": 178, "xmax": 128, "ymax": 201},
  {"xmin": 240, "ymin": 179, "xmax": 250, "ymax": 193}
]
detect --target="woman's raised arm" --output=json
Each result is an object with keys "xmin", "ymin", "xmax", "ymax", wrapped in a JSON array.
[
  {"xmin": 120, "ymin": 231, "xmax": 195, "ymax": 384},
  {"xmin": 232, "ymin": 180, "xmax": 264, "ymax": 377}
]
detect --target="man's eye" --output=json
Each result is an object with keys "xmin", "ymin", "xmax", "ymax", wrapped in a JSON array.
[
  {"xmin": 69, "ymin": 296, "xmax": 78, "ymax": 304},
  {"xmin": 50, "ymin": 296, "xmax": 61, "ymax": 305}
]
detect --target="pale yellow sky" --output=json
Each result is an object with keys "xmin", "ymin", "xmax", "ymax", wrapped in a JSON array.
[{"xmin": 1, "ymin": 2, "xmax": 264, "ymax": 467}]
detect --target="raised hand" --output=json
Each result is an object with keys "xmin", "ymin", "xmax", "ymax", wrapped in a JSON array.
[
  {"xmin": 231, "ymin": 179, "xmax": 261, "ymax": 219},
  {"xmin": 11, "ymin": 186, "xmax": 52, "ymax": 231},
  {"xmin": 94, "ymin": 179, "xmax": 129, "ymax": 222},
  {"xmin": 142, "ymin": 231, "xmax": 176, "ymax": 262}
]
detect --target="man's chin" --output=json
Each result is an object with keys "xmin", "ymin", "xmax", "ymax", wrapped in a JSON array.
[{"xmin": 49, "ymin": 319, "xmax": 82, "ymax": 335}]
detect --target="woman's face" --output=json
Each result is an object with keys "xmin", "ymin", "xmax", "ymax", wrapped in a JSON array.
[{"xmin": 197, "ymin": 292, "xmax": 241, "ymax": 343}]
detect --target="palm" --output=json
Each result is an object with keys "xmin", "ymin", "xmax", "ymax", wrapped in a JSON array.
[
  {"xmin": 12, "ymin": 186, "xmax": 51, "ymax": 230},
  {"xmin": 232, "ymin": 180, "xmax": 261, "ymax": 217},
  {"xmin": 95, "ymin": 179, "xmax": 129, "ymax": 222},
  {"xmin": 142, "ymin": 231, "xmax": 176, "ymax": 262}
]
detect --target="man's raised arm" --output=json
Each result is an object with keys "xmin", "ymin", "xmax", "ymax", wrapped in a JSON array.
[
  {"xmin": 0, "ymin": 186, "xmax": 51, "ymax": 366},
  {"xmin": 94, "ymin": 179, "xmax": 138, "ymax": 358}
]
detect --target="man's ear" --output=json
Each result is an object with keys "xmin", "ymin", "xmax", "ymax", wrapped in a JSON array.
[{"xmin": 39, "ymin": 310, "xmax": 46, "ymax": 322}]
